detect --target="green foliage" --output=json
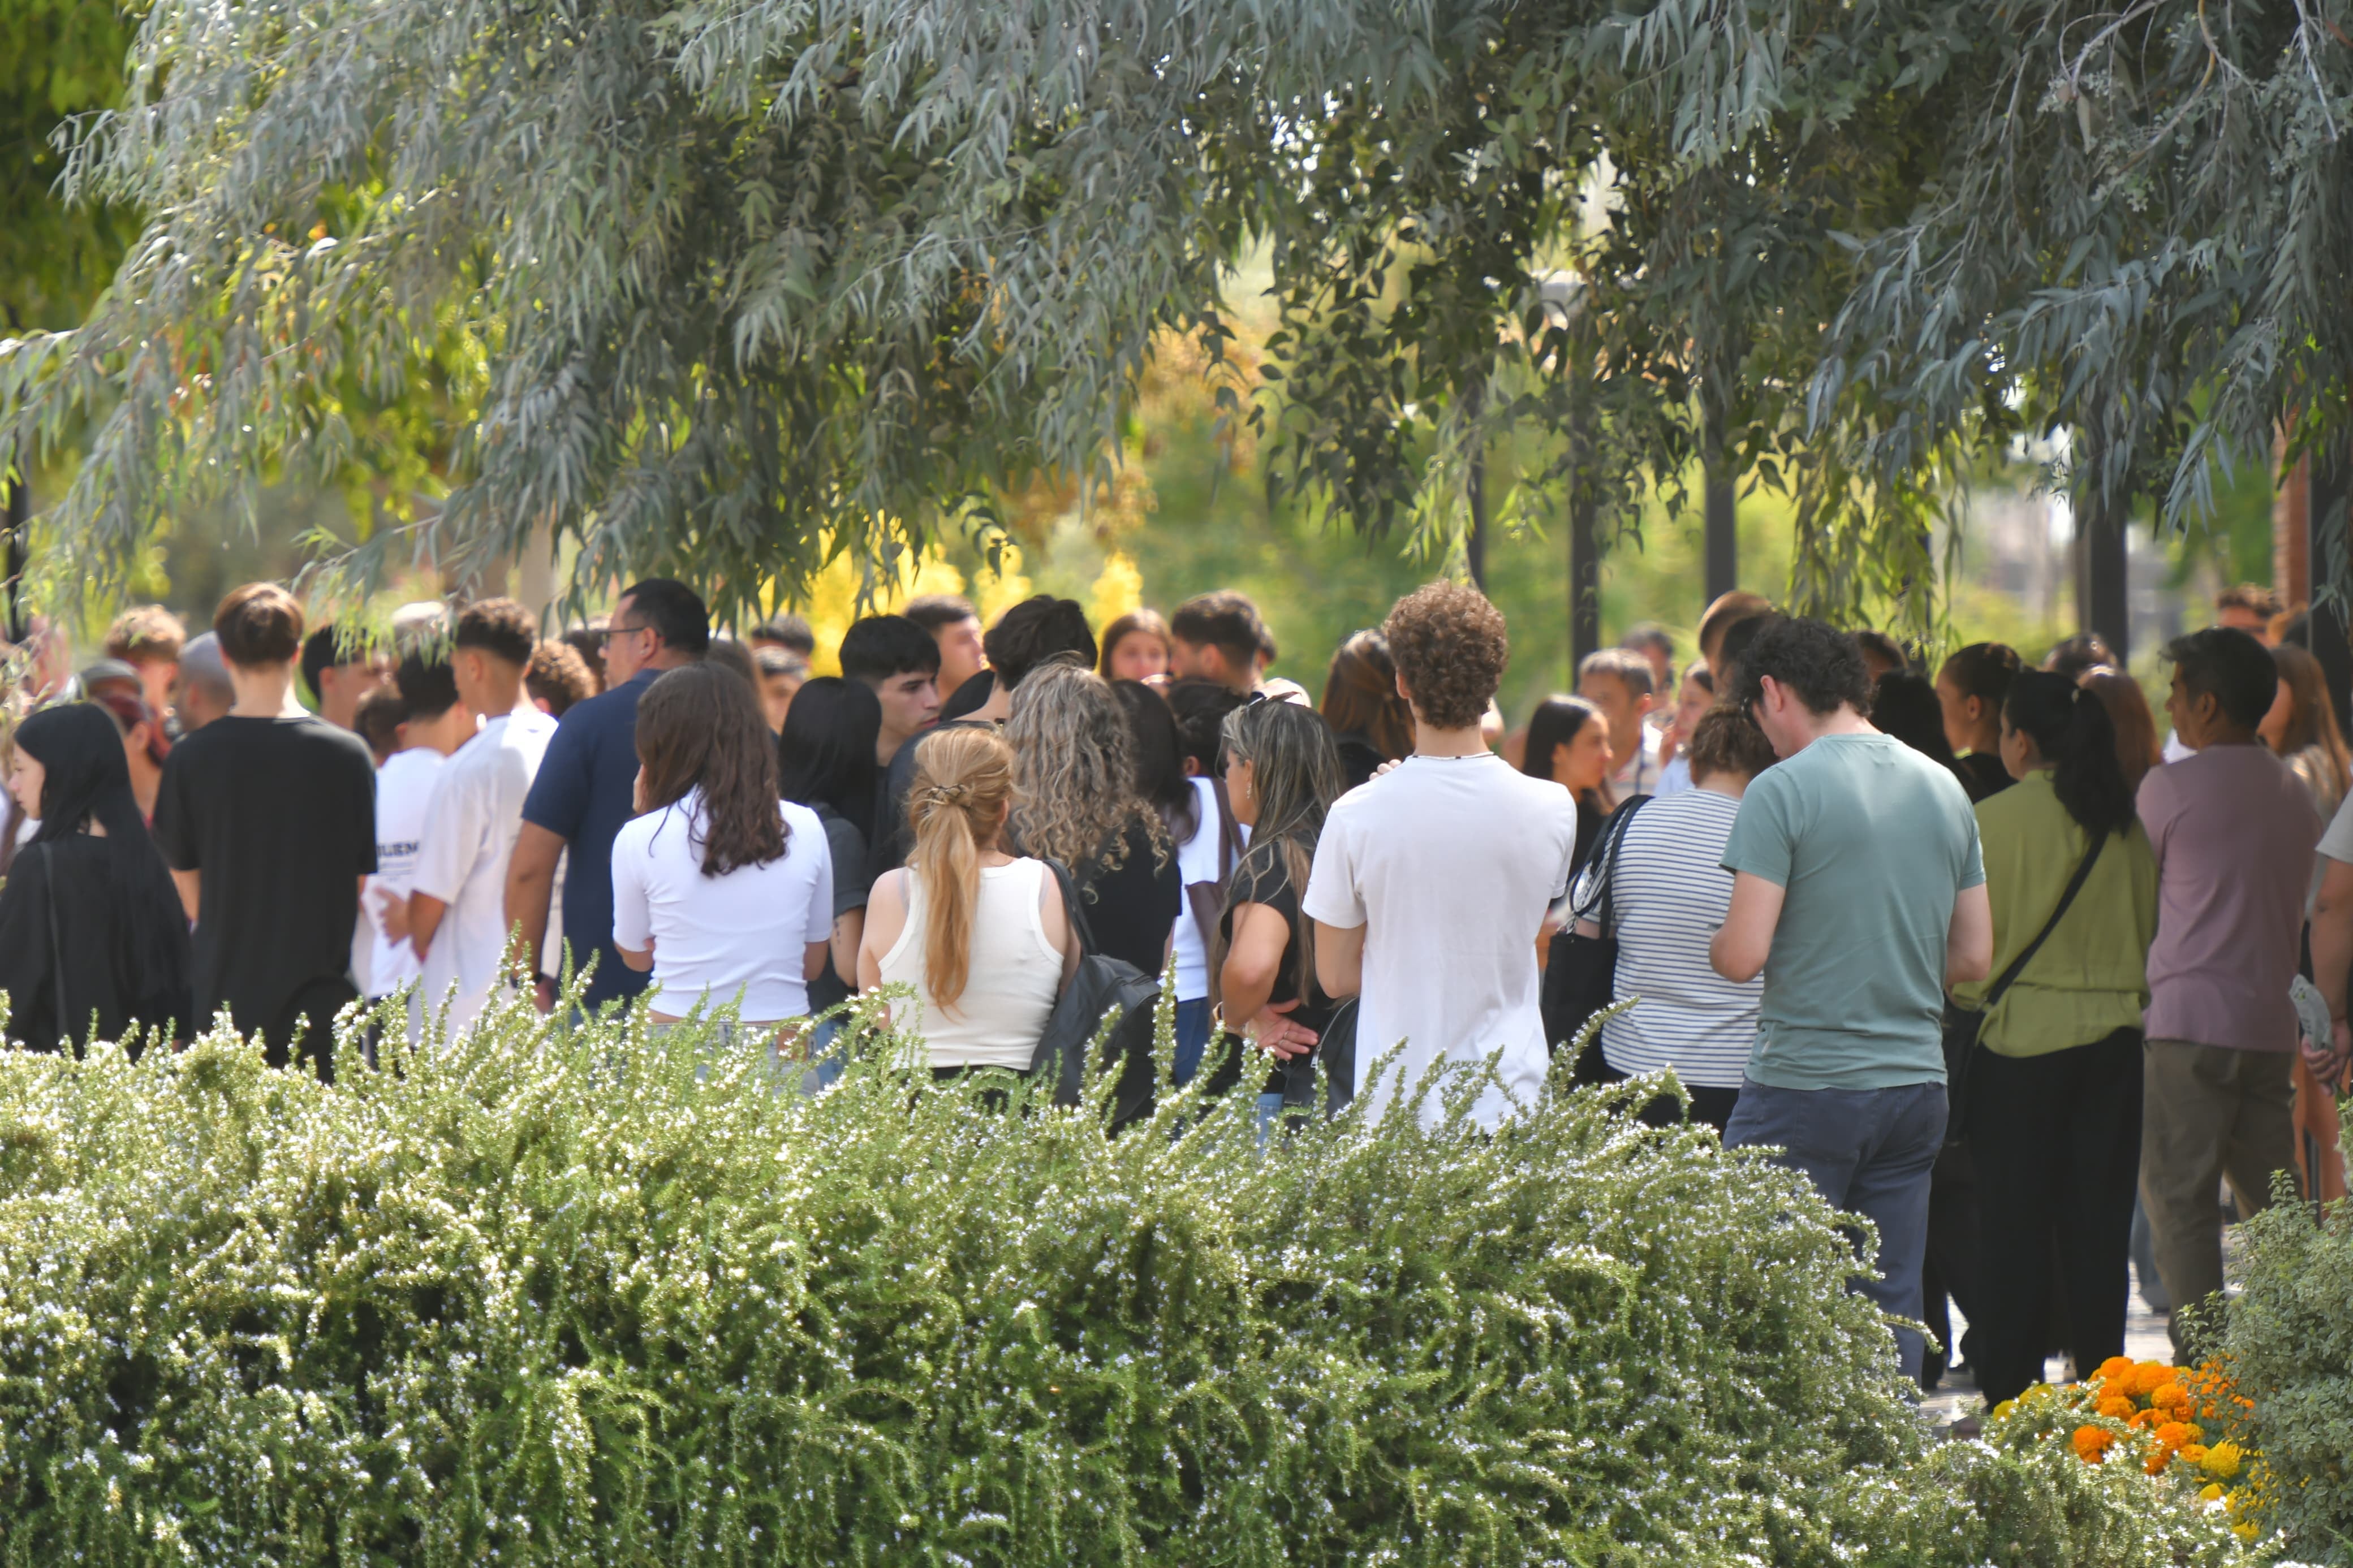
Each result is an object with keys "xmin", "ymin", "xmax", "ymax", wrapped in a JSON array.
[
  {"xmin": 0, "ymin": 0, "xmax": 137, "ymax": 331},
  {"xmin": 6, "ymin": 0, "xmax": 2320, "ymax": 632},
  {"xmin": 1817, "ymin": 0, "xmax": 2353, "ymax": 534},
  {"xmin": 2213, "ymin": 1164, "xmax": 2353, "ymax": 1562},
  {"xmin": 1848, "ymin": 1431, "xmax": 2274, "ymax": 1567},
  {"xmin": 0, "ymin": 984, "xmax": 2273, "ymax": 1566}
]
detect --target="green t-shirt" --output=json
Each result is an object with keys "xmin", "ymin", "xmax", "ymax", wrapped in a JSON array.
[{"xmin": 1721, "ymin": 732, "xmax": 1984, "ymax": 1091}]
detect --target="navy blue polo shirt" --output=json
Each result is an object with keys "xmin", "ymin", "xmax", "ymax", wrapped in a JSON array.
[{"xmin": 520, "ymin": 667, "xmax": 657, "ymax": 1010}]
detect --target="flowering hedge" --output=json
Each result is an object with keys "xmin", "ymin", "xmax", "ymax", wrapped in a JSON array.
[
  {"xmin": 2210, "ymin": 1154, "xmax": 2353, "ymax": 1561},
  {"xmin": 0, "ymin": 991, "xmax": 2270, "ymax": 1565},
  {"xmin": 1980, "ymin": 1358, "xmax": 2269, "ymax": 1548}
]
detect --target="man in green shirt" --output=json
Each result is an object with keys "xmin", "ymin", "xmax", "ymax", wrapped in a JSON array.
[{"xmin": 1710, "ymin": 616, "xmax": 1992, "ymax": 1381}]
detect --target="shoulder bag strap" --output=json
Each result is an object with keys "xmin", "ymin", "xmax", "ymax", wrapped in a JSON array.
[
  {"xmin": 1042, "ymin": 857, "xmax": 1099, "ymax": 958},
  {"xmin": 1981, "ymin": 829, "xmax": 2108, "ymax": 1012},
  {"xmin": 1593, "ymin": 794, "xmax": 1652, "ymax": 938},
  {"xmin": 41, "ymin": 843, "xmax": 70, "ymax": 1046},
  {"xmin": 1213, "ymin": 779, "xmax": 1240, "ymax": 883}
]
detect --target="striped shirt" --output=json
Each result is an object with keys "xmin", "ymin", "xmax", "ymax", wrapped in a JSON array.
[{"xmin": 1595, "ymin": 788, "xmax": 1759, "ymax": 1088}]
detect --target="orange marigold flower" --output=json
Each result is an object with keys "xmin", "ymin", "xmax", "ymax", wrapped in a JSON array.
[
  {"xmin": 2154, "ymin": 1422, "xmax": 2203, "ymax": 1449},
  {"xmin": 2151, "ymin": 1382, "xmax": 2193, "ymax": 1415},
  {"xmin": 2097, "ymin": 1394, "xmax": 2137, "ymax": 1421},
  {"xmin": 2145, "ymin": 1449, "xmax": 2171, "ymax": 1475},
  {"xmin": 2126, "ymin": 1362, "xmax": 2174, "ymax": 1396},
  {"xmin": 2096, "ymin": 1355, "xmax": 2137, "ymax": 1381},
  {"xmin": 2178, "ymin": 1444, "xmax": 2210, "ymax": 1466},
  {"xmin": 2072, "ymin": 1425, "xmax": 2115, "ymax": 1463}
]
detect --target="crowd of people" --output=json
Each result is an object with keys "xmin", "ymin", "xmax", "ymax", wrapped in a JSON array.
[{"xmin": 1, "ymin": 569, "xmax": 2346, "ymax": 1417}]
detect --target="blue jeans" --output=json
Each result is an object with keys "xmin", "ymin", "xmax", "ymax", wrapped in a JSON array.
[
  {"xmin": 1256, "ymin": 1090, "xmax": 1286, "ymax": 1139},
  {"xmin": 1173, "ymin": 997, "xmax": 1213, "ymax": 1086},
  {"xmin": 1723, "ymin": 1077, "xmax": 1947, "ymax": 1383},
  {"xmin": 798, "ymin": 1014, "xmax": 849, "ymax": 1096}
]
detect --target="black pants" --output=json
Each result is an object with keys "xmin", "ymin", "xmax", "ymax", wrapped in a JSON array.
[
  {"xmin": 1965, "ymin": 1025, "xmax": 2144, "ymax": 1406},
  {"xmin": 928, "ymin": 1065, "xmax": 1020, "ymax": 1112},
  {"xmin": 1596, "ymin": 1061, "xmax": 1739, "ymax": 1135},
  {"xmin": 1920, "ymin": 1142, "xmax": 1980, "ymax": 1386}
]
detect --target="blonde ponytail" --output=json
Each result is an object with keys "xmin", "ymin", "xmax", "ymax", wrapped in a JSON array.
[{"xmin": 905, "ymin": 727, "xmax": 1018, "ymax": 1014}]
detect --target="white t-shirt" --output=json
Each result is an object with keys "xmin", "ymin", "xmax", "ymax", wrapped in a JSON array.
[
  {"xmin": 2321, "ymin": 788, "xmax": 2353, "ymax": 866},
  {"xmin": 1302, "ymin": 753, "xmax": 1581, "ymax": 1128},
  {"xmin": 611, "ymin": 789, "xmax": 833, "ymax": 1021},
  {"xmin": 1170, "ymin": 776, "xmax": 1230, "ymax": 1001},
  {"xmin": 1586, "ymin": 788, "xmax": 1759, "ymax": 1088},
  {"xmin": 365, "ymin": 746, "xmax": 445, "ymax": 1000},
  {"xmin": 1652, "ymin": 753, "xmax": 1693, "ymax": 798},
  {"xmin": 410, "ymin": 709, "xmax": 557, "ymax": 1035}
]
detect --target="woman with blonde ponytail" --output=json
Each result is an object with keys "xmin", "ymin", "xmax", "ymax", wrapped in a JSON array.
[{"xmin": 858, "ymin": 727, "xmax": 1078, "ymax": 1074}]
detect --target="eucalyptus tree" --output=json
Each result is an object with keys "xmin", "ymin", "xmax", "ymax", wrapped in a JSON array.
[
  {"xmin": 0, "ymin": 0, "xmax": 1507, "ymax": 621},
  {"xmin": 15, "ymin": 0, "xmax": 2329, "ymax": 635},
  {"xmin": 1, "ymin": 0, "xmax": 139, "ymax": 637},
  {"xmin": 1815, "ymin": 0, "xmax": 2353, "ymax": 545},
  {"xmin": 1238, "ymin": 1, "xmax": 2010, "ymax": 629}
]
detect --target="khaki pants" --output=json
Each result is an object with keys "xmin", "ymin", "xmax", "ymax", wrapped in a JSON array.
[{"xmin": 2139, "ymin": 1039, "xmax": 2299, "ymax": 1360}]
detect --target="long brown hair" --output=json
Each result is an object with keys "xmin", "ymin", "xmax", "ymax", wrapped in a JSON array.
[
  {"xmin": 1212, "ymin": 700, "xmax": 1343, "ymax": 1003},
  {"xmin": 634, "ymin": 663, "xmax": 785, "ymax": 876},
  {"xmin": 1320, "ymin": 629, "xmax": 1414, "ymax": 760},
  {"xmin": 2078, "ymin": 666, "xmax": 2161, "ymax": 796},
  {"xmin": 2269, "ymin": 642, "xmax": 2352, "ymax": 799},
  {"xmin": 906, "ymin": 726, "xmax": 1018, "ymax": 1013}
]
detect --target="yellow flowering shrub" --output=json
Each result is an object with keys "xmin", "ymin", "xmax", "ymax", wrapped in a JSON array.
[{"xmin": 1985, "ymin": 1358, "xmax": 2272, "ymax": 1546}]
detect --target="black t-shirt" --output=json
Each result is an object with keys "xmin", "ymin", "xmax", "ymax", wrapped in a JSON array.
[
  {"xmin": 1071, "ymin": 818, "xmax": 1182, "ymax": 978},
  {"xmin": 1333, "ymin": 733, "xmax": 1387, "ymax": 793},
  {"xmin": 806, "ymin": 804, "xmax": 872, "ymax": 1016},
  {"xmin": 1570, "ymin": 794, "xmax": 1608, "ymax": 877},
  {"xmin": 152, "ymin": 715, "xmax": 376, "ymax": 1040},
  {"xmin": 1955, "ymin": 751, "xmax": 2014, "ymax": 804},
  {"xmin": 1218, "ymin": 844, "xmax": 1338, "ymax": 1097}
]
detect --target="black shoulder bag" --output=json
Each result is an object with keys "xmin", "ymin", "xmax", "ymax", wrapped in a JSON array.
[
  {"xmin": 1940, "ymin": 831, "xmax": 2108, "ymax": 1145},
  {"xmin": 1031, "ymin": 858, "xmax": 1162, "ymax": 1131},
  {"xmin": 41, "ymin": 843, "xmax": 72, "ymax": 1053},
  {"xmin": 1541, "ymin": 795, "xmax": 1650, "ymax": 1082}
]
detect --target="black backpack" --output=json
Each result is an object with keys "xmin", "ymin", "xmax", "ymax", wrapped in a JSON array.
[{"xmin": 1029, "ymin": 858, "xmax": 1162, "ymax": 1130}]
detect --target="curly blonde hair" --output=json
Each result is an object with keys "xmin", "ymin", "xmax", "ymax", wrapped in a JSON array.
[{"xmin": 1005, "ymin": 658, "xmax": 1168, "ymax": 875}]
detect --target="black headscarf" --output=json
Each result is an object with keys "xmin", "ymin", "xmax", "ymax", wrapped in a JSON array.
[{"xmin": 14, "ymin": 703, "xmax": 189, "ymax": 992}]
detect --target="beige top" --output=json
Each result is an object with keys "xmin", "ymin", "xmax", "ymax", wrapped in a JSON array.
[{"xmin": 878, "ymin": 857, "xmax": 1062, "ymax": 1069}]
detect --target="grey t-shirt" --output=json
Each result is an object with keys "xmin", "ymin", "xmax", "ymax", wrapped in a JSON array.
[{"xmin": 1721, "ymin": 732, "xmax": 1984, "ymax": 1091}]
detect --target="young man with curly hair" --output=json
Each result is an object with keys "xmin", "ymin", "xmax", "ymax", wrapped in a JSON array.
[
  {"xmin": 1302, "ymin": 580, "xmax": 1582, "ymax": 1130},
  {"xmin": 1708, "ymin": 615, "xmax": 1991, "ymax": 1382}
]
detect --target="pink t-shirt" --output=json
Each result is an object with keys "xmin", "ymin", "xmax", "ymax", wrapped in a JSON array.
[{"xmin": 2137, "ymin": 745, "xmax": 2321, "ymax": 1050}]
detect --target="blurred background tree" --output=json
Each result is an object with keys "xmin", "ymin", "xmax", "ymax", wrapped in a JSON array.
[{"xmin": 0, "ymin": 0, "xmax": 2310, "ymax": 692}]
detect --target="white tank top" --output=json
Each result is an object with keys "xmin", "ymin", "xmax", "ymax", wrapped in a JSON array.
[{"xmin": 878, "ymin": 857, "xmax": 1063, "ymax": 1069}]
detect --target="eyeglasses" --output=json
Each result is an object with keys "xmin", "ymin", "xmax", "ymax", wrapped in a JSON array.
[{"xmin": 594, "ymin": 622, "xmax": 650, "ymax": 643}]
